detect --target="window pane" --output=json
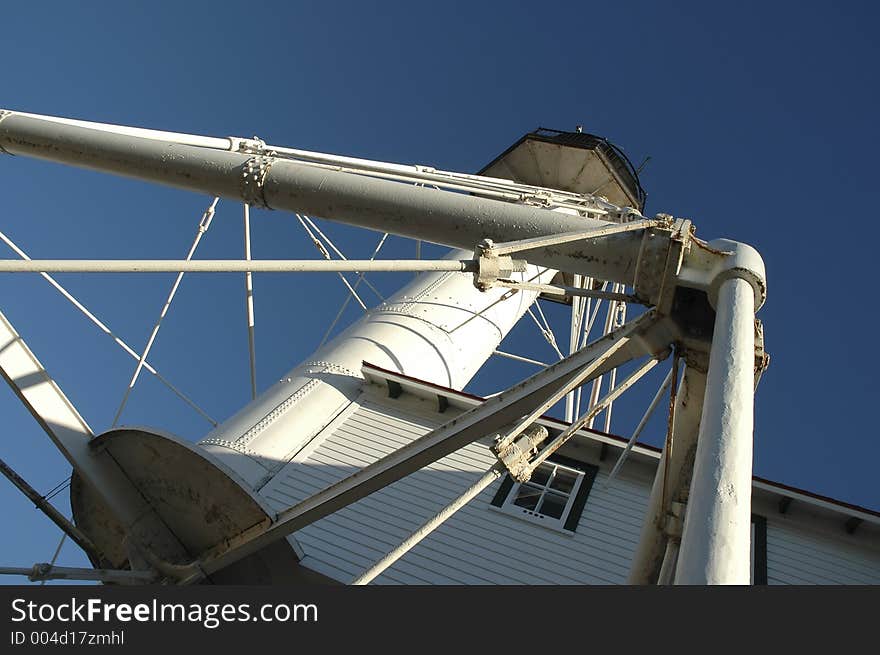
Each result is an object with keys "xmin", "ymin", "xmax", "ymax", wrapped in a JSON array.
[
  {"xmin": 538, "ymin": 492, "xmax": 567, "ymax": 519},
  {"xmin": 513, "ymin": 484, "xmax": 542, "ymax": 511},
  {"xmin": 550, "ymin": 469, "xmax": 578, "ymax": 494},
  {"xmin": 529, "ymin": 464, "xmax": 552, "ymax": 487}
]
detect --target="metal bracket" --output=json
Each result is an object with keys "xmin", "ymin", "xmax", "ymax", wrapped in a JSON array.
[
  {"xmin": 240, "ymin": 154, "xmax": 275, "ymax": 208},
  {"xmin": 492, "ymin": 424, "xmax": 549, "ymax": 482},
  {"xmin": 754, "ymin": 319, "xmax": 770, "ymax": 390},
  {"xmin": 472, "ymin": 239, "xmax": 523, "ymax": 291},
  {"xmin": 229, "ymin": 135, "xmax": 267, "ymax": 154},
  {"xmin": 633, "ymin": 218, "xmax": 691, "ymax": 310},
  {"xmin": 662, "ymin": 500, "xmax": 687, "ymax": 539},
  {"xmin": 231, "ymin": 135, "xmax": 276, "ymax": 208}
]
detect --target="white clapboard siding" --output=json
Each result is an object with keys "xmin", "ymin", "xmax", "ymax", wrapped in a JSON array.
[
  {"xmin": 260, "ymin": 390, "xmax": 880, "ymax": 585},
  {"xmin": 766, "ymin": 518, "xmax": 880, "ymax": 585},
  {"xmin": 260, "ymin": 395, "xmax": 651, "ymax": 585}
]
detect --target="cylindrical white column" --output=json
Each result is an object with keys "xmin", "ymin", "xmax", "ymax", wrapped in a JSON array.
[{"xmin": 674, "ymin": 276, "xmax": 755, "ymax": 584}]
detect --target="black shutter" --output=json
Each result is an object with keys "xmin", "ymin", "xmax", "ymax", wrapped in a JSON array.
[
  {"xmin": 752, "ymin": 514, "xmax": 768, "ymax": 585},
  {"xmin": 563, "ymin": 463, "xmax": 599, "ymax": 533},
  {"xmin": 490, "ymin": 475, "xmax": 514, "ymax": 508}
]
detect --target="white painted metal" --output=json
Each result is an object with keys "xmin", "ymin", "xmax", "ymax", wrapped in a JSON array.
[
  {"xmin": 605, "ymin": 367, "xmax": 673, "ymax": 485},
  {"xmin": 628, "ymin": 365, "xmax": 706, "ymax": 584},
  {"xmin": 198, "ymin": 252, "xmax": 556, "ymax": 488},
  {"xmin": 5, "ymin": 111, "xmax": 233, "ymax": 151},
  {"xmin": 656, "ymin": 539, "xmax": 679, "ymax": 585},
  {"xmin": 674, "ymin": 277, "xmax": 756, "ymax": 584},
  {"xmin": 351, "ymin": 464, "xmax": 503, "ymax": 585},
  {"xmin": 524, "ymin": 355, "xmax": 663, "ymax": 474},
  {"xmin": 0, "ymin": 111, "xmax": 650, "ymax": 286},
  {"xmin": 565, "ymin": 274, "xmax": 583, "ymax": 423},
  {"xmin": 487, "ymin": 221, "xmax": 659, "ymax": 257},
  {"xmin": 0, "ymin": 259, "xmax": 482, "ymax": 273},
  {"xmin": 0, "ymin": 310, "xmax": 189, "ymax": 566},
  {"xmin": 492, "ymin": 350, "xmax": 547, "ymax": 367},
  {"xmin": 0, "ymin": 564, "xmax": 155, "ymax": 584},
  {"xmin": 2, "ymin": 112, "xmax": 626, "ymax": 217},
  {"xmin": 244, "ymin": 204, "xmax": 257, "ymax": 400},
  {"xmin": 0, "ymin": 109, "xmax": 779, "ymax": 586}
]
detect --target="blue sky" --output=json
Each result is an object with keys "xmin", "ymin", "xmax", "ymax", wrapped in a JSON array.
[{"xmin": 0, "ymin": 1, "xmax": 877, "ymax": 577}]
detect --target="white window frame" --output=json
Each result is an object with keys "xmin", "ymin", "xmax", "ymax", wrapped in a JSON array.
[{"xmin": 495, "ymin": 460, "xmax": 587, "ymax": 533}]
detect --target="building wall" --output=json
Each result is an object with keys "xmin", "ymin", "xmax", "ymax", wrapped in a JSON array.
[
  {"xmin": 258, "ymin": 386, "xmax": 880, "ymax": 585},
  {"xmin": 763, "ymin": 516, "xmax": 880, "ymax": 585}
]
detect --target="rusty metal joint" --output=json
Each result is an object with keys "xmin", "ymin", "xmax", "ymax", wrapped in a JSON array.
[
  {"xmin": 662, "ymin": 500, "xmax": 686, "ymax": 539},
  {"xmin": 472, "ymin": 239, "xmax": 520, "ymax": 291},
  {"xmin": 492, "ymin": 424, "xmax": 549, "ymax": 483},
  {"xmin": 240, "ymin": 153, "xmax": 276, "ymax": 209}
]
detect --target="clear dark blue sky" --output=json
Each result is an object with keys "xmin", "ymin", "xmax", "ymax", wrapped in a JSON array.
[{"xmin": 0, "ymin": 2, "xmax": 877, "ymax": 575}]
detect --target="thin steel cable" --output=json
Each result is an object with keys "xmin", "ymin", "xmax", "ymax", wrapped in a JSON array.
[
  {"xmin": 318, "ymin": 232, "xmax": 389, "ymax": 350},
  {"xmin": 111, "ymin": 198, "xmax": 219, "ymax": 427},
  {"xmin": 295, "ymin": 214, "xmax": 368, "ymax": 311},
  {"xmin": 40, "ymin": 533, "xmax": 67, "ymax": 586},
  {"xmin": 299, "ymin": 214, "xmax": 385, "ymax": 301},
  {"xmin": 0, "ymin": 229, "xmax": 217, "ymax": 426}
]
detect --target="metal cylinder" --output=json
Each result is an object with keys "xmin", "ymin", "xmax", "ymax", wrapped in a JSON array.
[
  {"xmin": 198, "ymin": 250, "xmax": 555, "ymax": 488},
  {"xmin": 0, "ymin": 111, "xmax": 643, "ymax": 285},
  {"xmin": 674, "ymin": 277, "xmax": 755, "ymax": 584}
]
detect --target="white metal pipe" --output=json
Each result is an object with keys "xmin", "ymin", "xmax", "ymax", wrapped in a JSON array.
[
  {"xmin": 565, "ymin": 274, "xmax": 582, "ymax": 422},
  {"xmin": 603, "ymin": 299, "xmax": 627, "ymax": 433},
  {"xmin": 0, "ymin": 111, "xmax": 646, "ymax": 285},
  {"xmin": 0, "ymin": 259, "xmax": 478, "ymax": 273},
  {"xmin": 6, "ymin": 111, "xmax": 626, "ymax": 217},
  {"xmin": 6, "ymin": 111, "xmax": 233, "ymax": 150},
  {"xmin": 674, "ymin": 277, "xmax": 756, "ymax": 585},
  {"xmin": 586, "ymin": 287, "xmax": 618, "ymax": 428},
  {"xmin": 492, "ymin": 350, "xmax": 547, "ymax": 367},
  {"xmin": 351, "ymin": 465, "xmax": 503, "ymax": 585},
  {"xmin": 604, "ymin": 367, "xmax": 673, "ymax": 486},
  {"xmin": 525, "ymin": 355, "xmax": 663, "ymax": 474},
  {"xmin": 244, "ymin": 204, "xmax": 257, "ymax": 400},
  {"xmin": 299, "ymin": 214, "xmax": 385, "ymax": 302}
]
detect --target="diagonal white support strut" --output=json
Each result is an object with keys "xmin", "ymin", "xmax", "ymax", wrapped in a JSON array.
[{"xmin": 0, "ymin": 310, "xmax": 188, "ymax": 566}]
